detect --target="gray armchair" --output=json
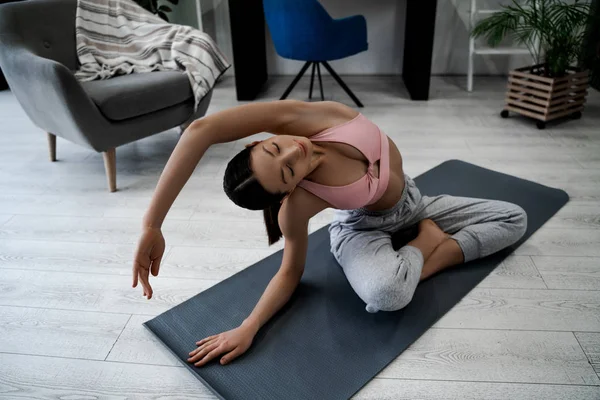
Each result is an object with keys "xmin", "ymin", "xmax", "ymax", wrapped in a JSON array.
[{"xmin": 0, "ymin": 0, "xmax": 213, "ymax": 191}]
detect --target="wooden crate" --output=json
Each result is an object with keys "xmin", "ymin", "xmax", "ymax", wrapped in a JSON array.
[{"xmin": 502, "ymin": 64, "xmax": 590, "ymax": 128}]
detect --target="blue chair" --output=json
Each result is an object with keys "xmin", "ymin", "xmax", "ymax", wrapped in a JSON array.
[{"xmin": 263, "ymin": 0, "xmax": 367, "ymax": 107}]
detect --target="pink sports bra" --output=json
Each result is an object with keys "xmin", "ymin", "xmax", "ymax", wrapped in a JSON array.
[{"xmin": 297, "ymin": 113, "xmax": 390, "ymax": 210}]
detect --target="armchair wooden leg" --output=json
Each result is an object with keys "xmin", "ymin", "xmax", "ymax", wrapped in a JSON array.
[
  {"xmin": 102, "ymin": 148, "xmax": 117, "ymax": 193},
  {"xmin": 47, "ymin": 133, "xmax": 56, "ymax": 162}
]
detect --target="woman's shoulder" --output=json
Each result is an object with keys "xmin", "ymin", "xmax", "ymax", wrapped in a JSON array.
[
  {"xmin": 268, "ymin": 101, "xmax": 359, "ymax": 138},
  {"xmin": 278, "ymin": 187, "xmax": 330, "ymax": 237},
  {"xmin": 316, "ymin": 101, "xmax": 360, "ymax": 126}
]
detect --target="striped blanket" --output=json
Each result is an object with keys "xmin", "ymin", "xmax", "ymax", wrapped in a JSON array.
[{"xmin": 74, "ymin": 0, "xmax": 231, "ymax": 111}]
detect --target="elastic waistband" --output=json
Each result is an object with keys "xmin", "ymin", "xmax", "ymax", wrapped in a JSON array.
[{"xmin": 353, "ymin": 174, "xmax": 411, "ymax": 217}]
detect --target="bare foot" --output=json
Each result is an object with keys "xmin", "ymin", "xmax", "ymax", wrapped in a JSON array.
[
  {"xmin": 418, "ymin": 219, "xmax": 450, "ymax": 248},
  {"xmin": 407, "ymin": 219, "xmax": 451, "ymax": 262}
]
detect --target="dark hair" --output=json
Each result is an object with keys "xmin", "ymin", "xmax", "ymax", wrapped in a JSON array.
[{"xmin": 223, "ymin": 145, "xmax": 287, "ymax": 245}]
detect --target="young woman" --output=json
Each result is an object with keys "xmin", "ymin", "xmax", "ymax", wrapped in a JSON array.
[{"xmin": 132, "ymin": 99, "xmax": 527, "ymax": 368}]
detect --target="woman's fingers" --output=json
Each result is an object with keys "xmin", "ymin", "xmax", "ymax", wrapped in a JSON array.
[
  {"xmin": 221, "ymin": 346, "xmax": 244, "ymax": 365},
  {"xmin": 195, "ymin": 345, "xmax": 225, "ymax": 367},
  {"xmin": 188, "ymin": 342, "xmax": 219, "ymax": 363},
  {"xmin": 150, "ymin": 253, "xmax": 162, "ymax": 277},
  {"xmin": 196, "ymin": 335, "xmax": 218, "ymax": 347},
  {"xmin": 187, "ymin": 333, "xmax": 246, "ymax": 367},
  {"xmin": 189, "ymin": 337, "xmax": 218, "ymax": 357},
  {"xmin": 132, "ymin": 258, "xmax": 153, "ymax": 299},
  {"xmin": 138, "ymin": 268, "xmax": 153, "ymax": 299},
  {"xmin": 132, "ymin": 263, "xmax": 139, "ymax": 288}
]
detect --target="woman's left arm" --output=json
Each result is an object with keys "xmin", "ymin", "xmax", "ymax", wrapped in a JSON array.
[{"xmin": 142, "ymin": 99, "xmax": 349, "ymax": 229}]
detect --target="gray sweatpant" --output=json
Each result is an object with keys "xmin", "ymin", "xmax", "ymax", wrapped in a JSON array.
[{"xmin": 328, "ymin": 175, "xmax": 527, "ymax": 313}]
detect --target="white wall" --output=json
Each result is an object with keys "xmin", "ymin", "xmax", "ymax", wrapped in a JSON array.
[{"xmin": 174, "ymin": 0, "xmax": 534, "ymax": 77}]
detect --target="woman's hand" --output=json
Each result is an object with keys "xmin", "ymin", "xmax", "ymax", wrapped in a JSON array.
[
  {"xmin": 132, "ymin": 226, "xmax": 165, "ymax": 300},
  {"xmin": 188, "ymin": 323, "xmax": 257, "ymax": 367}
]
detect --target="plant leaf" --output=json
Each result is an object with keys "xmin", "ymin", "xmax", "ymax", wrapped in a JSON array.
[{"xmin": 472, "ymin": 8, "xmax": 523, "ymax": 47}]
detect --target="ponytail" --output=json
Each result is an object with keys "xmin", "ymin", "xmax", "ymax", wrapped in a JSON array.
[
  {"xmin": 223, "ymin": 145, "xmax": 286, "ymax": 246},
  {"xmin": 263, "ymin": 201, "xmax": 283, "ymax": 245}
]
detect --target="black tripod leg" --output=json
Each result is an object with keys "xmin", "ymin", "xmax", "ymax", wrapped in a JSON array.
[
  {"xmin": 308, "ymin": 63, "xmax": 316, "ymax": 100},
  {"xmin": 317, "ymin": 62, "xmax": 324, "ymax": 101},
  {"xmin": 321, "ymin": 61, "xmax": 363, "ymax": 107},
  {"xmin": 280, "ymin": 61, "xmax": 311, "ymax": 100}
]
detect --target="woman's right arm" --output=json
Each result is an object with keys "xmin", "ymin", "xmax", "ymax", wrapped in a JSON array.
[
  {"xmin": 187, "ymin": 189, "xmax": 329, "ymax": 367},
  {"xmin": 242, "ymin": 187, "xmax": 330, "ymax": 333}
]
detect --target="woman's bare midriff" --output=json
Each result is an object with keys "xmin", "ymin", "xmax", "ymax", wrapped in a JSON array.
[{"xmin": 363, "ymin": 137, "xmax": 406, "ymax": 212}]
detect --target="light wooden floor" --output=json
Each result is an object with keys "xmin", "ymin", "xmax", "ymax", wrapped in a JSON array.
[{"xmin": 1, "ymin": 75, "xmax": 599, "ymax": 399}]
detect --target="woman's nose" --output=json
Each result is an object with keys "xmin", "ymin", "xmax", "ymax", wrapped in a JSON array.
[{"xmin": 282, "ymin": 145, "xmax": 300, "ymax": 163}]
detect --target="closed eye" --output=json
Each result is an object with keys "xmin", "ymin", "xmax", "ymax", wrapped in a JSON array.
[
  {"xmin": 288, "ymin": 165, "xmax": 294, "ymax": 177},
  {"xmin": 273, "ymin": 143, "xmax": 280, "ymax": 153}
]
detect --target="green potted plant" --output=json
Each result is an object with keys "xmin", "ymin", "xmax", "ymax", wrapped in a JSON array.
[{"xmin": 472, "ymin": 0, "xmax": 596, "ymax": 129}]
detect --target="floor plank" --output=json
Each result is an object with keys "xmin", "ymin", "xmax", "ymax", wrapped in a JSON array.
[
  {"xmin": 0, "ymin": 193, "xmax": 197, "ymax": 220},
  {"xmin": 558, "ymin": 181, "xmax": 600, "ymax": 206},
  {"xmin": 544, "ymin": 205, "xmax": 600, "ymax": 230},
  {"xmin": 477, "ymin": 255, "xmax": 547, "ymax": 289},
  {"xmin": 382, "ymin": 328, "xmax": 598, "ymax": 385},
  {"xmin": 0, "ymin": 170, "xmax": 51, "ymax": 196},
  {"xmin": 0, "ymin": 239, "xmax": 141, "ymax": 275},
  {"xmin": 0, "ymin": 269, "xmax": 219, "ymax": 316},
  {"xmin": 514, "ymin": 228, "xmax": 600, "ymax": 257},
  {"xmin": 105, "ymin": 315, "xmax": 180, "ymax": 366},
  {"xmin": 436, "ymin": 288, "xmax": 600, "ymax": 332},
  {"xmin": 533, "ymin": 256, "xmax": 600, "ymax": 290},
  {"xmin": 0, "ymin": 215, "xmax": 281, "ymax": 249},
  {"xmin": 189, "ymin": 194, "xmax": 265, "ymax": 222},
  {"xmin": 0, "ymin": 240, "xmax": 276, "ymax": 281},
  {"xmin": 573, "ymin": 152, "xmax": 600, "ymax": 169},
  {"xmin": 574, "ymin": 332, "xmax": 600, "ymax": 376},
  {"xmin": 0, "ymin": 353, "xmax": 216, "ymax": 399},
  {"xmin": 0, "ymin": 214, "xmax": 12, "ymax": 227},
  {"xmin": 41, "ymin": 154, "xmax": 225, "ymax": 194},
  {"xmin": 0, "ymin": 306, "xmax": 129, "ymax": 360},
  {"xmin": 353, "ymin": 377, "xmax": 600, "ymax": 400}
]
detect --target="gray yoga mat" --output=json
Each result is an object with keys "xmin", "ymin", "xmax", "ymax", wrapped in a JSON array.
[{"xmin": 144, "ymin": 160, "xmax": 569, "ymax": 400}]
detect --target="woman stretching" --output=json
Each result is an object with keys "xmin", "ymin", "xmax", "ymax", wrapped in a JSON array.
[{"xmin": 133, "ymin": 100, "xmax": 527, "ymax": 367}]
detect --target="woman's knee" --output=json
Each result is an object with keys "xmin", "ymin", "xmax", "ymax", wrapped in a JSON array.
[
  {"xmin": 507, "ymin": 203, "xmax": 528, "ymax": 239},
  {"xmin": 363, "ymin": 278, "xmax": 416, "ymax": 313},
  {"xmin": 362, "ymin": 252, "xmax": 421, "ymax": 313}
]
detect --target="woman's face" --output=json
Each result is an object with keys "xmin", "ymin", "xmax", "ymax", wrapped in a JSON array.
[{"xmin": 250, "ymin": 135, "xmax": 316, "ymax": 194}]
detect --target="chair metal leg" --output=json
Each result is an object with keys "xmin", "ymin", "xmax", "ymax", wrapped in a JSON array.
[
  {"xmin": 280, "ymin": 61, "xmax": 312, "ymax": 100},
  {"xmin": 321, "ymin": 61, "xmax": 363, "ymax": 108},
  {"xmin": 308, "ymin": 63, "xmax": 316, "ymax": 99},
  {"xmin": 317, "ymin": 62, "xmax": 324, "ymax": 101}
]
